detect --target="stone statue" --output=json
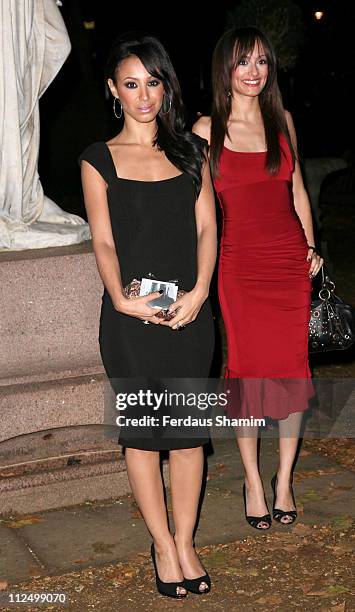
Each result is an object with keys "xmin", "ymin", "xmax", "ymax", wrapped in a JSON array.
[{"xmin": 0, "ymin": 0, "xmax": 90, "ymax": 250}]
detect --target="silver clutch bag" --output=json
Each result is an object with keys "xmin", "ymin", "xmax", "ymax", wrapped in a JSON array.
[{"xmin": 123, "ymin": 278, "xmax": 185, "ymax": 321}]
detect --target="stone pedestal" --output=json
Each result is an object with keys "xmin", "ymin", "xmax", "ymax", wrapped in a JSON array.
[{"xmin": 0, "ymin": 242, "xmax": 125, "ymax": 514}]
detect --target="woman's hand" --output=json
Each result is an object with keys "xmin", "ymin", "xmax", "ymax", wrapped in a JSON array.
[
  {"xmin": 115, "ymin": 291, "xmax": 163, "ymax": 324},
  {"xmin": 307, "ymin": 248, "xmax": 324, "ymax": 278},
  {"xmin": 159, "ymin": 287, "xmax": 208, "ymax": 330}
]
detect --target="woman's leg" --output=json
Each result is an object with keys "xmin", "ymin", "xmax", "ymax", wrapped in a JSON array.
[
  {"xmin": 169, "ymin": 446, "xmax": 209, "ymax": 591},
  {"xmin": 125, "ymin": 448, "xmax": 186, "ymax": 594},
  {"xmin": 275, "ymin": 411, "xmax": 304, "ymax": 523},
  {"xmin": 237, "ymin": 427, "xmax": 270, "ymax": 527}
]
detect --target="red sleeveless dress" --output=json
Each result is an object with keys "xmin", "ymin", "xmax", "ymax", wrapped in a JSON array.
[{"xmin": 214, "ymin": 134, "xmax": 314, "ymax": 419}]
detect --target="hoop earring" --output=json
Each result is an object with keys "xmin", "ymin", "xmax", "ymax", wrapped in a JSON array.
[
  {"xmin": 161, "ymin": 95, "xmax": 172, "ymax": 115},
  {"xmin": 113, "ymin": 97, "xmax": 122, "ymax": 119}
]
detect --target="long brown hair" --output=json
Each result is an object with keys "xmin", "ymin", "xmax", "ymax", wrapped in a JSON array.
[{"xmin": 210, "ymin": 26, "xmax": 295, "ymax": 178}]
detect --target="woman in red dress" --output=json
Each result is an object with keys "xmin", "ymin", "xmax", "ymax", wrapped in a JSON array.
[{"xmin": 194, "ymin": 27, "xmax": 323, "ymax": 529}]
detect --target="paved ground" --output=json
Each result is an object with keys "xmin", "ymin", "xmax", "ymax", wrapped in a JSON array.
[{"xmin": 0, "ymin": 436, "xmax": 354, "ymax": 611}]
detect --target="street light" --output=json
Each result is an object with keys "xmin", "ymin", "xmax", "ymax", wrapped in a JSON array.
[{"xmin": 314, "ymin": 11, "xmax": 324, "ymax": 21}]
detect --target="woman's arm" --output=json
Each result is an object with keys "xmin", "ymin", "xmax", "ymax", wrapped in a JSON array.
[
  {"xmin": 194, "ymin": 156, "xmax": 218, "ymax": 299},
  {"xmin": 285, "ymin": 111, "xmax": 323, "ymax": 277},
  {"xmin": 161, "ymin": 155, "xmax": 217, "ymax": 329},
  {"xmin": 80, "ymin": 161, "xmax": 162, "ymax": 322}
]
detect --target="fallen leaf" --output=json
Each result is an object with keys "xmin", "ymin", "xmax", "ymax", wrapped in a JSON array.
[
  {"xmin": 5, "ymin": 516, "xmax": 45, "ymax": 528},
  {"xmin": 92, "ymin": 542, "xmax": 116, "ymax": 554},
  {"xmin": 306, "ymin": 584, "xmax": 349, "ymax": 598},
  {"xmin": 291, "ymin": 522, "xmax": 313, "ymax": 536},
  {"xmin": 283, "ymin": 544, "xmax": 300, "ymax": 552},
  {"xmin": 294, "ymin": 468, "xmax": 338, "ymax": 481},
  {"xmin": 331, "ymin": 544, "xmax": 353, "ymax": 556},
  {"xmin": 300, "ymin": 580, "xmax": 316, "ymax": 594},
  {"xmin": 326, "ymin": 585, "xmax": 349, "ymax": 595},
  {"xmin": 330, "ymin": 603, "xmax": 346, "ymax": 611},
  {"xmin": 130, "ymin": 511, "xmax": 142, "ymax": 519},
  {"xmin": 0, "ymin": 581, "xmax": 8, "ymax": 590},
  {"xmin": 299, "ymin": 448, "xmax": 312, "ymax": 457},
  {"xmin": 264, "ymin": 541, "xmax": 299, "ymax": 553},
  {"xmin": 124, "ymin": 571, "xmax": 135, "ymax": 578},
  {"xmin": 215, "ymin": 463, "xmax": 228, "ymax": 473},
  {"xmin": 255, "ymin": 595, "xmax": 283, "ymax": 605}
]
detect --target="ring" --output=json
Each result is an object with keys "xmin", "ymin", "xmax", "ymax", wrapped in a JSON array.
[
  {"xmin": 176, "ymin": 322, "xmax": 185, "ymax": 330},
  {"xmin": 142, "ymin": 320, "xmax": 150, "ymax": 325}
]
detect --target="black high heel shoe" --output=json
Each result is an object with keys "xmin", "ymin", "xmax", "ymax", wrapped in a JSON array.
[
  {"xmin": 150, "ymin": 543, "xmax": 187, "ymax": 599},
  {"xmin": 182, "ymin": 551, "xmax": 211, "ymax": 596},
  {"xmin": 242, "ymin": 483, "xmax": 271, "ymax": 530},
  {"xmin": 173, "ymin": 537, "xmax": 211, "ymax": 595},
  {"xmin": 271, "ymin": 474, "xmax": 297, "ymax": 524},
  {"xmin": 183, "ymin": 573, "xmax": 211, "ymax": 595}
]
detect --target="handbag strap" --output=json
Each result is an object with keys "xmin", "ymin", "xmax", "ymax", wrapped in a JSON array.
[
  {"xmin": 318, "ymin": 265, "xmax": 338, "ymax": 301},
  {"xmin": 320, "ymin": 266, "xmax": 335, "ymax": 291}
]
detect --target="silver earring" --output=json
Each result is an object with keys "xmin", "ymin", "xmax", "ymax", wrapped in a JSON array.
[
  {"xmin": 113, "ymin": 97, "xmax": 122, "ymax": 119},
  {"xmin": 161, "ymin": 95, "xmax": 172, "ymax": 115},
  {"xmin": 227, "ymin": 91, "xmax": 231, "ymax": 98}
]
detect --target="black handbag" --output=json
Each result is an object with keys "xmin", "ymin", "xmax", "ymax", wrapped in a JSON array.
[{"xmin": 309, "ymin": 267, "xmax": 355, "ymax": 353}]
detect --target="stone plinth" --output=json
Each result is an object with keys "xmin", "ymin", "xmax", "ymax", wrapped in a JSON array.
[
  {"xmin": 0, "ymin": 241, "xmax": 103, "ymax": 386},
  {"xmin": 0, "ymin": 243, "xmax": 126, "ymax": 513},
  {"xmin": 0, "ymin": 374, "xmax": 109, "ymax": 443}
]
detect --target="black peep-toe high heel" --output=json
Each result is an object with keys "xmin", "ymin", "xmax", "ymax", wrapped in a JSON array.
[
  {"xmin": 150, "ymin": 543, "xmax": 187, "ymax": 599},
  {"xmin": 242, "ymin": 483, "xmax": 271, "ymax": 530},
  {"xmin": 183, "ymin": 559, "xmax": 211, "ymax": 595},
  {"xmin": 271, "ymin": 474, "xmax": 297, "ymax": 524}
]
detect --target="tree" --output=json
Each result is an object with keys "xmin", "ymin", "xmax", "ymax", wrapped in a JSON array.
[{"xmin": 227, "ymin": 0, "xmax": 306, "ymax": 70}]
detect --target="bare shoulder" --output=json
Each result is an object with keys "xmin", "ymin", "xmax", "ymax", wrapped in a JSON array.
[{"xmin": 192, "ymin": 116, "xmax": 211, "ymax": 144}]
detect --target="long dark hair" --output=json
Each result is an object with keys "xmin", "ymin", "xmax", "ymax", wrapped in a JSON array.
[
  {"xmin": 105, "ymin": 32, "xmax": 206, "ymax": 197},
  {"xmin": 210, "ymin": 26, "xmax": 295, "ymax": 178}
]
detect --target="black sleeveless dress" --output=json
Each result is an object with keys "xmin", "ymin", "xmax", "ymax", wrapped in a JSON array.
[{"xmin": 79, "ymin": 141, "xmax": 215, "ymax": 450}]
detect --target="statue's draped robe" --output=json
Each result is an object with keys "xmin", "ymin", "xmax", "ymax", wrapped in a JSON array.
[{"xmin": 0, "ymin": 0, "xmax": 89, "ymax": 250}]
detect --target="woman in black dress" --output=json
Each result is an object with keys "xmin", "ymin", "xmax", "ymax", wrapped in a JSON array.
[{"xmin": 79, "ymin": 33, "xmax": 216, "ymax": 598}]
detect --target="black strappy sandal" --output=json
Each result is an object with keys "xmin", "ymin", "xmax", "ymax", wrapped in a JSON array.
[
  {"xmin": 271, "ymin": 474, "xmax": 297, "ymax": 524},
  {"xmin": 150, "ymin": 543, "xmax": 187, "ymax": 599},
  {"xmin": 242, "ymin": 483, "xmax": 271, "ymax": 530}
]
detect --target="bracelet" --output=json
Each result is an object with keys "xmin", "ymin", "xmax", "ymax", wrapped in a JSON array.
[{"xmin": 308, "ymin": 245, "xmax": 322, "ymax": 258}]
